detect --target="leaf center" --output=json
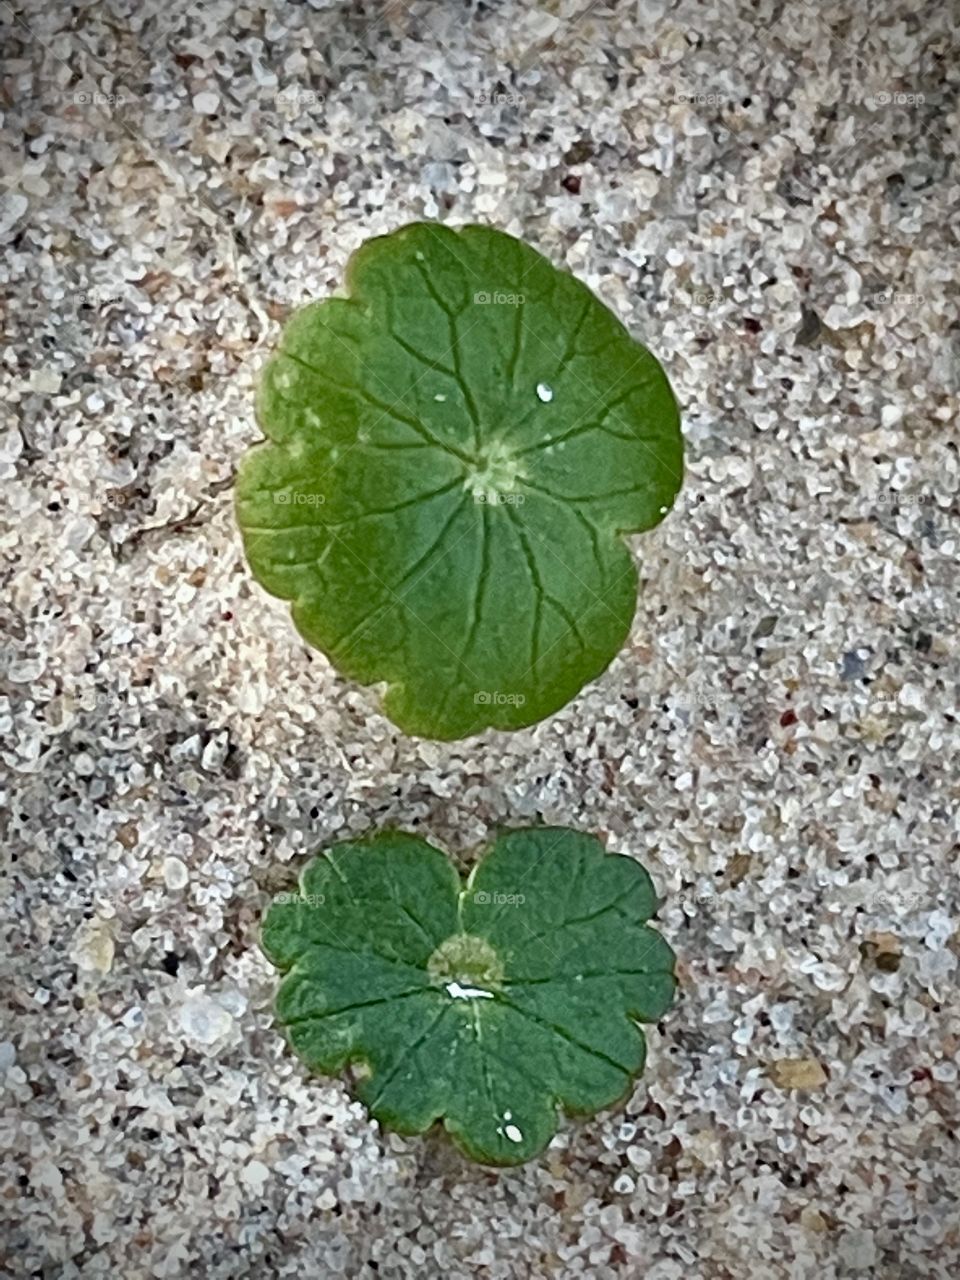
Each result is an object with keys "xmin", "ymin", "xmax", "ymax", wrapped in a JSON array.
[
  {"xmin": 427, "ymin": 933, "xmax": 504, "ymax": 998},
  {"xmin": 463, "ymin": 441, "xmax": 525, "ymax": 505}
]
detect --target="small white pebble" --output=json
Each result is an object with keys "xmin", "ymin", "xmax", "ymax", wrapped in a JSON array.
[
  {"xmin": 536, "ymin": 382, "xmax": 553, "ymax": 402},
  {"xmin": 201, "ymin": 733, "xmax": 229, "ymax": 771},
  {"xmin": 770, "ymin": 1003, "xmax": 793, "ymax": 1032},
  {"xmin": 0, "ymin": 191, "xmax": 28, "ymax": 234},
  {"xmin": 193, "ymin": 91, "xmax": 220, "ymax": 115},
  {"xmin": 899, "ymin": 683, "xmax": 926, "ymax": 710},
  {"xmin": 74, "ymin": 752, "xmax": 96, "ymax": 777},
  {"xmin": 29, "ymin": 368, "xmax": 61, "ymax": 395},
  {"xmin": 241, "ymin": 1159, "xmax": 270, "ymax": 1192},
  {"xmin": 626, "ymin": 1143, "xmax": 651, "ymax": 1170},
  {"xmin": 163, "ymin": 856, "xmax": 189, "ymax": 891},
  {"xmin": 8, "ymin": 657, "xmax": 45, "ymax": 682},
  {"xmin": 33, "ymin": 1161, "xmax": 63, "ymax": 1193},
  {"xmin": 0, "ymin": 426, "xmax": 24, "ymax": 463},
  {"xmin": 782, "ymin": 223, "xmax": 805, "ymax": 251},
  {"xmin": 179, "ymin": 995, "xmax": 234, "ymax": 1046},
  {"xmin": 71, "ymin": 922, "xmax": 114, "ymax": 974},
  {"xmin": 811, "ymin": 962, "xmax": 847, "ymax": 991}
]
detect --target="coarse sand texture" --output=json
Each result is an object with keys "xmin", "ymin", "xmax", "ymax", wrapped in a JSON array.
[{"xmin": 1, "ymin": 2, "xmax": 958, "ymax": 1278}]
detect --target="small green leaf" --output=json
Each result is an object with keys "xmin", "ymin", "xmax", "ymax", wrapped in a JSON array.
[
  {"xmin": 262, "ymin": 827, "xmax": 676, "ymax": 1166},
  {"xmin": 236, "ymin": 222, "xmax": 682, "ymax": 739}
]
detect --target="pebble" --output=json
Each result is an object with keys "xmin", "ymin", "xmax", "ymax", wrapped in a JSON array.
[
  {"xmin": 162, "ymin": 856, "xmax": 189, "ymax": 891},
  {"xmin": 192, "ymin": 91, "xmax": 220, "ymax": 115},
  {"xmin": 70, "ymin": 921, "xmax": 115, "ymax": 975},
  {"xmin": 0, "ymin": 427, "xmax": 24, "ymax": 464},
  {"xmin": 0, "ymin": 191, "xmax": 28, "ymax": 235},
  {"xmin": 768, "ymin": 1059, "xmax": 828, "ymax": 1090},
  {"xmin": 178, "ymin": 995, "xmax": 235, "ymax": 1046},
  {"xmin": 240, "ymin": 1159, "xmax": 270, "ymax": 1192}
]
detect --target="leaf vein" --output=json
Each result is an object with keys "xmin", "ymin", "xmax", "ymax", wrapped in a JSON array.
[
  {"xmin": 495, "ymin": 992, "xmax": 634, "ymax": 1078},
  {"xmin": 503, "ymin": 505, "xmax": 589, "ymax": 661},
  {"xmin": 365, "ymin": 1002, "xmax": 451, "ymax": 1111},
  {"xmin": 281, "ymin": 986, "xmax": 430, "ymax": 1026}
]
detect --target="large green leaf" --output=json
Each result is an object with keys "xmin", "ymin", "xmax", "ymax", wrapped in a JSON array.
[
  {"xmin": 237, "ymin": 223, "xmax": 682, "ymax": 738},
  {"xmin": 262, "ymin": 827, "xmax": 676, "ymax": 1165}
]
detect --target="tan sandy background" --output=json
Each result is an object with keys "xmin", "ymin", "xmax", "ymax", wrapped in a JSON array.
[{"xmin": 1, "ymin": 0, "xmax": 958, "ymax": 1276}]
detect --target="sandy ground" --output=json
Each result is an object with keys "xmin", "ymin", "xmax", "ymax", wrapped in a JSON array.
[{"xmin": 1, "ymin": 0, "xmax": 958, "ymax": 1276}]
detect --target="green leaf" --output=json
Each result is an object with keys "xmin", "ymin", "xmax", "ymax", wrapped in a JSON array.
[
  {"xmin": 262, "ymin": 827, "xmax": 676, "ymax": 1166},
  {"xmin": 237, "ymin": 222, "xmax": 682, "ymax": 739}
]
